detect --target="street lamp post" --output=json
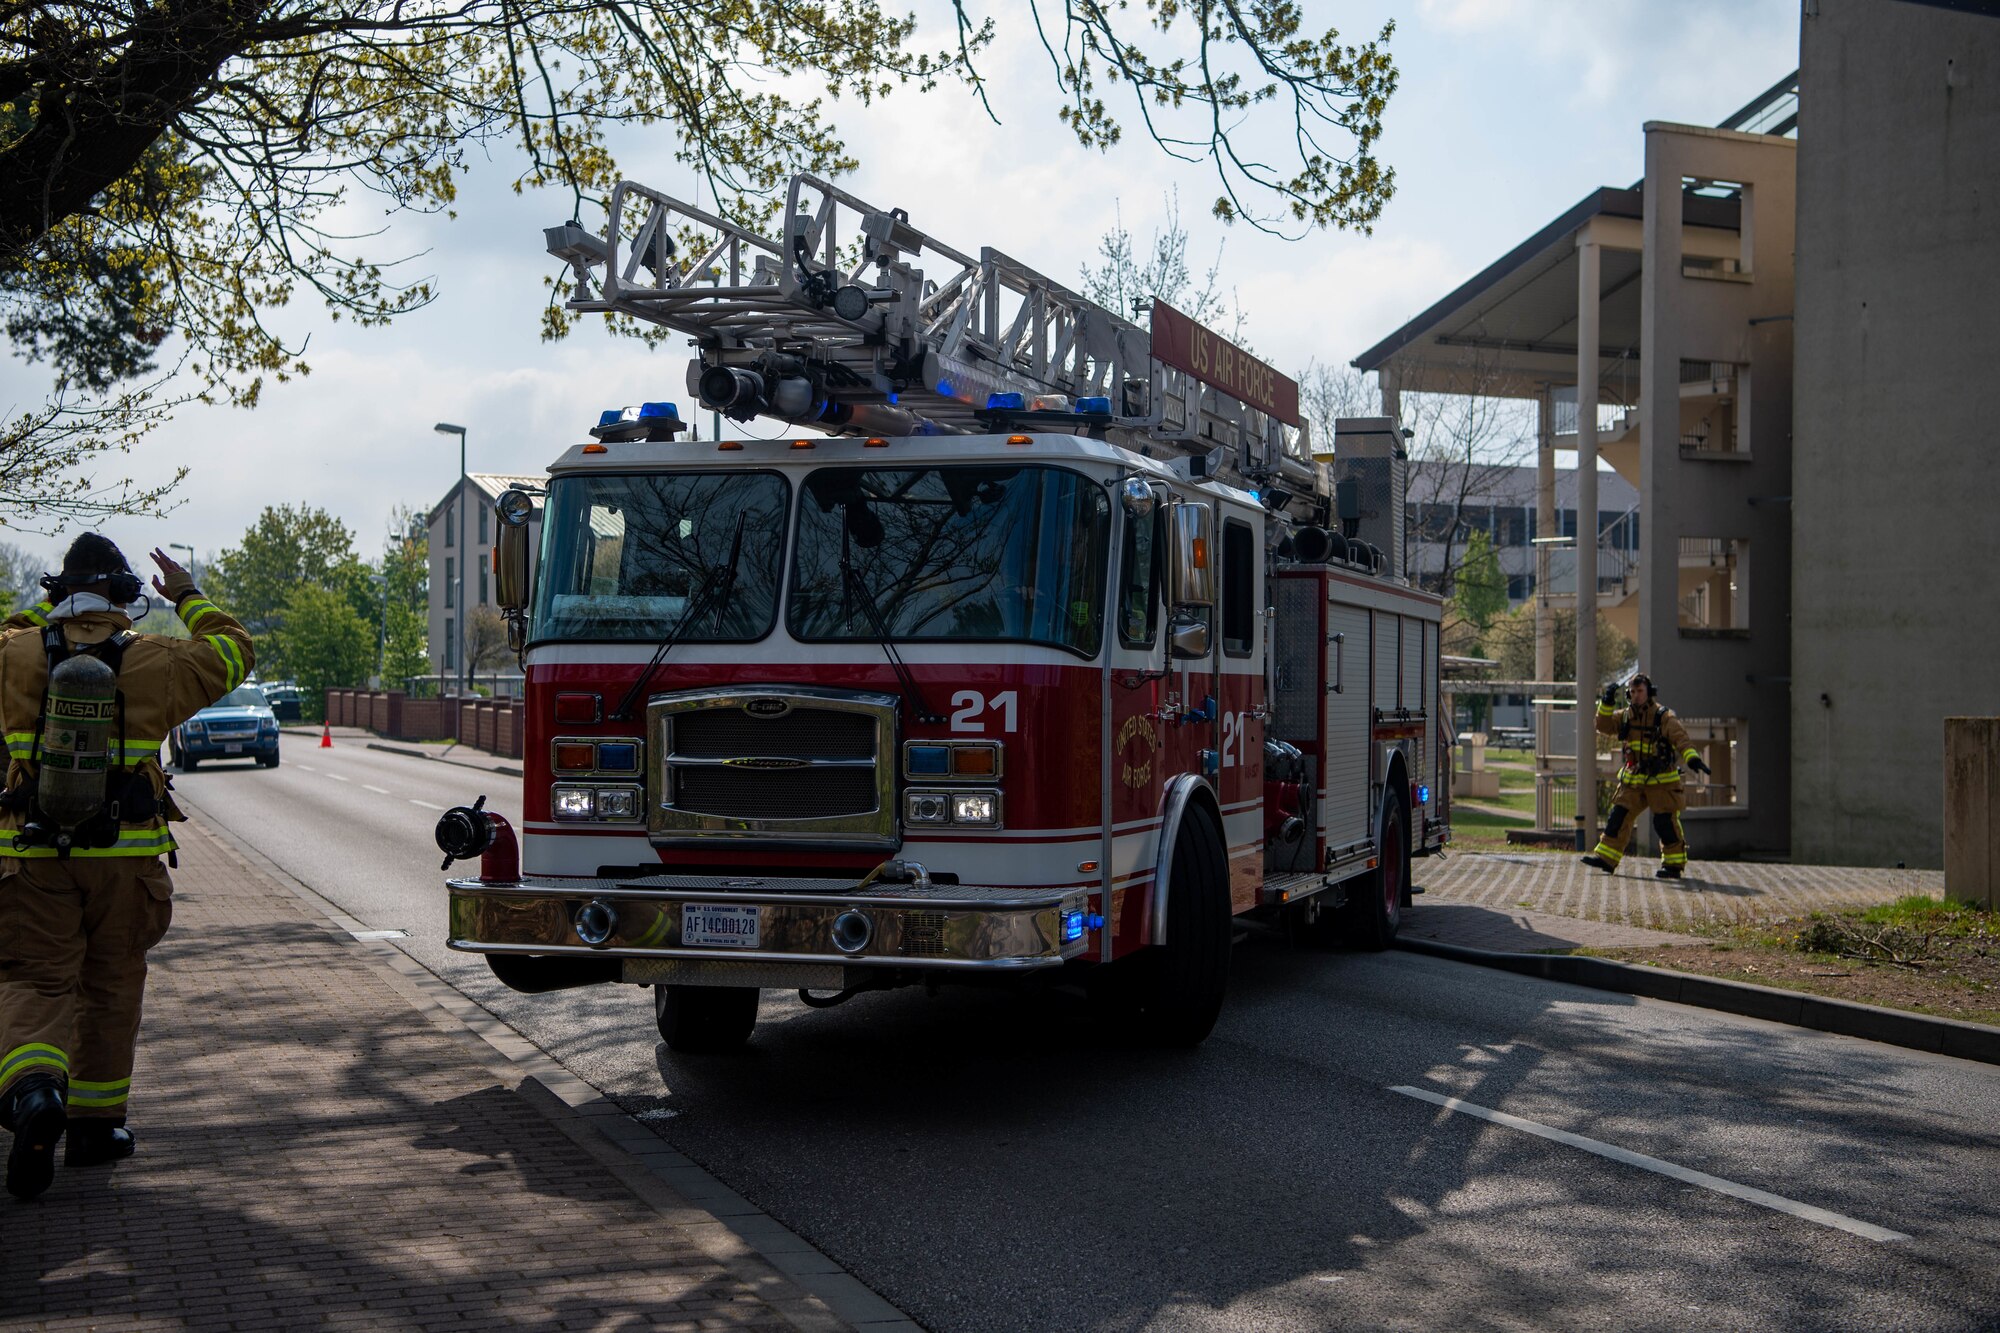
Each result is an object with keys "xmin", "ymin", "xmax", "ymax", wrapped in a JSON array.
[
  {"xmin": 167, "ymin": 542, "xmax": 197, "ymax": 586},
  {"xmin": 433, "ymin": 422, "xmax": 468, "ymax": 695},
  {"xmin": 369, "ymin": 572, "xmax": 388, "ymax": 687}
]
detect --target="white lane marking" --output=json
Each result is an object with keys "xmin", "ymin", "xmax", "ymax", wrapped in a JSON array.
[
  {"xmin": 326, "ymin": 773, "xmax": 350, "ymax": 782},
  {"xmin": 1388, "ymin": 1085, "xmax": 1911, "ymax": 1243},
  {"xmin": 298, "ymin": 764, "xmax": 317, "ymax": 772},
  {"xmin": 363, "ymin": 785, "xmax": 391, "ymax": 795},
  {"xmin": 410, "ymin": 799, "xmax": 445, "ymax": 811}
]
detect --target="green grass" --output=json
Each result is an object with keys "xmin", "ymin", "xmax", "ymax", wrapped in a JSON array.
[{"xmin": 1856, "ymin": 895, "xmax": 1997, "ymax": 935}]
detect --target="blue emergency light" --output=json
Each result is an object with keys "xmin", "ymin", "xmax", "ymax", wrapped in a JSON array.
[
  {"xmin": 1076, "ymin": 396, "xmax": 1112, "ymax": 415},
  {"xmin": 906, "ymin": 745, "xmax": 951, "ymax": 776},
  {"xmin": 986, "ymin": 392, "xmax": 1026, "ymax": 411}
]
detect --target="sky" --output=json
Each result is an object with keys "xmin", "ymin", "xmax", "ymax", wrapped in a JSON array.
[{"xmin": 0, "ymin": 0, "xmax": 1802, "ymax": 575}]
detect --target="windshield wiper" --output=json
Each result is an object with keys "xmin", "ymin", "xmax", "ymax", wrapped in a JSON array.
[
  {"xmin": 610, "ymin": 512, "xmax": 748, "ymax": 723},
  {"xmin": 839, "ymin": 543, "xmax": 944, "ymax": 726}
]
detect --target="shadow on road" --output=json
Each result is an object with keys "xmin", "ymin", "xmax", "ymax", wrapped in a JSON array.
[{"xmin": 623, "ymin": 936, "xmax": 2000, "ymax": 1332}]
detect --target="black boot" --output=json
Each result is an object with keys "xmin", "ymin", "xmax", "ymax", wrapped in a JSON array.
[
  {"xmin": 65, "ymin": 1121, "xmax": 136, "ymax": 1167},
  {"xmin": 1580, "ymin": 854, "xmax": 1617, "ymax": 874},
  {"xmin": 1655, "ymin": 864, "xmax": 1684, "ymax": 880},
  {"xmin": 5, "ymin": 1078, "xmax": 66, "ymax": 1201}
]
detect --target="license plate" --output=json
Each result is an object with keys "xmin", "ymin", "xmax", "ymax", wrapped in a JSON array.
[
  {"xmin": 224, "ymin": 743, "xmax": 243, "ymax": 754},
  {"xmin": 682, "ymin": 903, "xmax": 760, "ymax": 949}
]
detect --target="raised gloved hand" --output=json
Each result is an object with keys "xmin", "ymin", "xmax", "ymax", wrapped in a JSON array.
[
  {"xmin": 1601, "ymin": 684, "xmax": 1620, "ymax": 707},
  {"xmin": 149, "ymin": 548, "xmax": 198, "ymax": 603},
  {"xmin": 1688, "ymin": 756, "xmax": 1712, "ymax": 777}
]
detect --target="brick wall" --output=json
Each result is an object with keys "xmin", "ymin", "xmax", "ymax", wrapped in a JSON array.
[{"xmin": 319, "ymin": 690, "xmax": 521, "ymax": 756}]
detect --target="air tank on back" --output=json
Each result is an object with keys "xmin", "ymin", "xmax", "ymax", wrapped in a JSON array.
[{"xmin": 36, "ymin": 653, "xmax": 118, "ymax": 832}]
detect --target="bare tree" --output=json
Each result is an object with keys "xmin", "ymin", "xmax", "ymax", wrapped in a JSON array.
[
  {"xmin": 1394, "ymin": 358, "xmax": 1537, "ymax": 607},
  {"xmin": 1081, "ymin": 190, "xmax": 1250, "ymax": 343}
]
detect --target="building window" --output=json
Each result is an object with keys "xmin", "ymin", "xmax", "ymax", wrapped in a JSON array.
[
  {"xmin": 1493, "ymin": 507, "xmax": 1528, "ymax": 548},
  {"xmin": 1677, "ymin": 538, "xmax": 1748, "ymax": 634},
  {"xmin": 445, "ymin": 556, "xmax": 455, "ymax": 608},
  {"xmin": 444, "ymin": 501, "xmax": 454, "ymax": 547},
  {"xmin": 1507, "ymin": 573, "xmax": 1532, "ymax": 601},
  {"xmin": 479, "ymin": 563, "xmax": 488, "ymax": 606},
  {"xmin": 444, "ymin": 619, "xmax": 456, "ymax": 669},
  {"xmin": 478, "ymin": 502, "xmax": 488, "ymax": 545},
  {"xmin": 1221, "ymin": 519, "xmax": 1255, "ymax": 657}
]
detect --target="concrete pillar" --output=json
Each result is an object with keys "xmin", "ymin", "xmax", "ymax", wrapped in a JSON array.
[
  {"xmin": 1945, "ymin": 718, "xmax": 2000, "ymax": 908},
  {"xmin": 1575, "ymin": 239, "xmax": 1601, "ymax": 849},
  {"xmin": 1378, "ymin": 367, "xmax": 1402, "ymax": 428},
  {"xmin": 1534, "ymin": 386, "xmax": 1556, "ymax": 830}
]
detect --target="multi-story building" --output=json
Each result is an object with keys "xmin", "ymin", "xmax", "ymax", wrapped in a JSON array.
[
  {"xmin": 426, "ymin": 472, "xmax": 544, "ymax": 692},
  {"xmin": 1357, "ymin": 79, "xmax": 1798, "ymax": 856},
  {"xmin": 1790, "ymin": 1, "xmax": 1997, "ymax": 869}
]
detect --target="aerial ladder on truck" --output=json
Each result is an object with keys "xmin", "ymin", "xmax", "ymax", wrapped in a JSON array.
[{"xmin": 436, "ymin": 173, "xmax": 1452, "ymax": 1057}]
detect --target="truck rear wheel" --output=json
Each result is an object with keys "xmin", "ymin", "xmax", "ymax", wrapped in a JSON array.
[
  {"xmin": 1342, "ymin": 797, "xmax": 1407, "ymax": 951},
  {"xmin": 1133, "ymin": 808, "xmax": 1230, "ymax": 1047},
  {"xmin": 654, "ymin": 984, "xmax": 759, "ymax": 1053}
]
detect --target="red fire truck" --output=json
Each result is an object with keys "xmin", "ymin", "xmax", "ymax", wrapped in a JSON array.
[{"xmin": 436, "ymin": 174, "xmax": 1450, "ymax": 1052}]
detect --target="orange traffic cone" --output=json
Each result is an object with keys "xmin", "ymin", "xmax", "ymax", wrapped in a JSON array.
[{"xmin": 319, "ymin": 722, "xmax": 333, "ymax": 748}]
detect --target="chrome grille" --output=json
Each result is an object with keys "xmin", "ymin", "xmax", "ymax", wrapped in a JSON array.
[
  {"xmin": 673, "ymin": 765, "xmax": 877, "ymax": 819},
  {"xmin": 649, "ymin": 687, "xmax": 900, "ymax": 850},
  {"xmin": 673, "ymin": 709, "xmax": 874, "ymax": 761}
]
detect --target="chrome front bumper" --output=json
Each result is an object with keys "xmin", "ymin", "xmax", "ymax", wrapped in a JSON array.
[{"xmin": 446, "ymin": 873, "xmax": 1090, "ymax": 973}]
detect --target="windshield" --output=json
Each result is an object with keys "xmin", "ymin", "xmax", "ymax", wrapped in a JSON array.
[
  {"xmin": 532, "ymin": 472, "xmax": 788, "ymax": 642},
  {"xmin": 789, "ymin": 465, "xmax": 1111, "ymax": 658},
  {"xmin": 211, "ymin": 686, "xmax": 270, "ymax": 710}
]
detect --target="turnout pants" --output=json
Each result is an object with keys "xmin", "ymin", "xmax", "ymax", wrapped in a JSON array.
[
  {"xmin": 0, "ymin": 856, "xmax": 173, "ymax": 1125},
  {"xmin": 1590, "ymin": 780, "xmax": 1690, "ymax": 872}
]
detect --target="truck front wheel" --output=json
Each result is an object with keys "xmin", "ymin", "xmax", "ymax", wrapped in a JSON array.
[
  {"xmin": 1133, "ymin": 808, "xmax": 1231, "ymax": 1047},
  {"xmin": 654, "ymin": 984, "xmax": 759, "ymax": 1053}
]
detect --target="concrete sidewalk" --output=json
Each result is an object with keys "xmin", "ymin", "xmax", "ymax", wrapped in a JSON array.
[
  {"xmin": 0, "ymin": 818, "xmax": 863, "ymax": 1332},
  {"xmin": 1412, "ymin": 848, "xmax": 1944, "ymax": 937}
]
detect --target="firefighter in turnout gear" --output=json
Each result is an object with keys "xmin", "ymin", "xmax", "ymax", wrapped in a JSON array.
[
  {"xmin": 0, "ymin": 538, "xmax": 253, "ymax": 1201},
  {"xmin": 1580, "ymin": 673, "xmax": 1711, "ymax": 880}
]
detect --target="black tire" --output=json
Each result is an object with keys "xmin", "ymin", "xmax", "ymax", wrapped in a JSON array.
[
  {"xmin": 261, "ymin": 752, "xmax": 281, "ymax": 769},
  {"xmin": 654, "ymin": 984, "xmax": 758, "ymax": 1053},
  {"xmin": 179, "ymin": 753, "xmax": 198, "ymax": 772},
  {"xmin": 1342, "ymin": 796, "xmax": 1408, "ymax": 951},
  {"xmin": 1133, "ymin": 806, "xmax": 1231, "ymax": 1047}
]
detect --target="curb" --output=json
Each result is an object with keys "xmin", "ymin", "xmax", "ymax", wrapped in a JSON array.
[
  {"xmin": 179, "ymin": 800, "xmax": 917, "ymax": 1333},
  {"xmin": 1396, "ymin": 935, "xmax": 2000, "ymax": 1067},
  {"xmin": 364, "ymin": 739, "xmax": 524, "ymax": 777}
]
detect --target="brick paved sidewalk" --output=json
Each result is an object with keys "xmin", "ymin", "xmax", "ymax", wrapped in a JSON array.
[
  {"xmin": 1414, "ymin": 849, "xmax": 1945, "ymax": 934},
  {"xmin": 1402, "ymin": 900, "xmax": 1700, "ymax": 953},
  {"xmin": 0, "ymin": 819, "xmax": 847, "ymax": 1333}
]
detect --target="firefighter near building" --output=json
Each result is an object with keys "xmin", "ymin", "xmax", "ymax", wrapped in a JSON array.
[
  {"xmin": 436, "ymin": 175, "xmax": 1452, "ymax": 1054},
  {"xmin": 1582, "ymin": 673, "xmax": 1711, "ymax": 879}
]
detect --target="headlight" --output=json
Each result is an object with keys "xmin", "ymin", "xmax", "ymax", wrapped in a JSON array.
[
  {"xmin": 596, "ymin": 787, "xmax": 640, "ymax": 820},
  {"xmin": 905, "ymin": 790, "xmax": 1002, "ymax": 826},
  {"xmin": 952, "ymin": 793, "xmax": 998, "ymax": 825},
  {"xmin": 906, "ymin": 791, "xmax": 951, "ymax": 824},
  {"xmin": 553, "ymin": 784, "xmax": 641, "ymax": 821}
]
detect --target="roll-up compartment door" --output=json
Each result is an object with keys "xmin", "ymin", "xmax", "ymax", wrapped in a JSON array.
[{"xmin": 1324, "ymin": 600, "xmax": 1372, "ymax": 848}]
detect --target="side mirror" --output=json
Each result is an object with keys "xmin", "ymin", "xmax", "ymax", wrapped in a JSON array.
[
  {"xmin": 1168, "ymin": 612, "xmax": 1211, "ymax": 661},
  {"xmin": 1118, "ymin": 476, "xmax": 1156, "ymax": 518},
  {"xmin": 494, "ymin": 489, "xmax": 534, "ymax": 612},
  {"xmin": 1165, "ymin": 501, "xmax": 1215, "ymax": 609}
]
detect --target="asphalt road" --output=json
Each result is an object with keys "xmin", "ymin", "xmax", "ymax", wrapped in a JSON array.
[{"xmin": 181, "ymin": 739, "xmax": 2000, "ymax": 1332}]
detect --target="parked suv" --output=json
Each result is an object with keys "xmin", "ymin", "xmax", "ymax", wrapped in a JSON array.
[
  {"xmin": 169, "ymin": 684, "xmax": 281, "ymax": 770},
  {"xmin": 260, "ymin": 679, "xmax": 303, "ymax": 721}
]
